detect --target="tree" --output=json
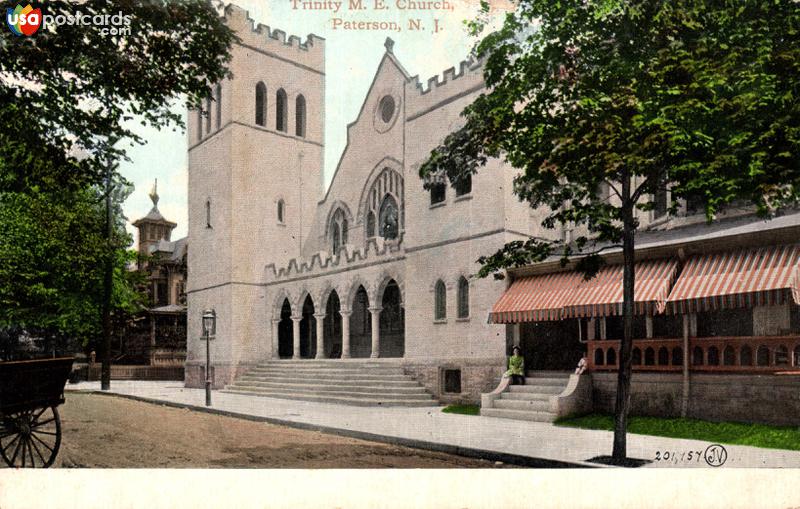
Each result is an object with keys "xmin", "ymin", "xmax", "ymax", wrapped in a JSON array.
[
  {"xmin": 0, "ymin": 182, "xmax": 146, "ymax": 351},
  {"xmin": 0, "ymin": 0, "xmax": 235, "ymax": 195},
  {"xmin": 0, "ymin": 1, "xmax": 234, "ymax": 362},
  {"xmin": 420, "ymin": 0, "xmax": 800, "ymax": 461}
]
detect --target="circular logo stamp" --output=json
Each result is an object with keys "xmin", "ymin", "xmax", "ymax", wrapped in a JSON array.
[{"xmin": 704, "ymin": 444, "xmax": 728, "ymax": 467}]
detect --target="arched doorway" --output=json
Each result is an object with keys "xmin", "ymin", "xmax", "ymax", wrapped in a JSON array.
[
  {"xmin": 349, "ymin": 285, "xmax": 371, "ymax": 358},
  {"xmin": 278, "ymin": 299, "xmax": 293, "ymax": 359},
  {"xmin": 324, "ymin": 291, "xmax": 342, "ymax": 358},
  {"xmin": 379, "ymin": 280, "xmax": 404, "ymax": 357},
  {"xmin": 299, "ymin": 295, "xmax": 316, "ymax": 358}
]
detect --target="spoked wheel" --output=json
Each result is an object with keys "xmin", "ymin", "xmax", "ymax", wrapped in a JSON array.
[{"xmin": 0, "ymin": 406, "xmax": 61, "ymax": 468}]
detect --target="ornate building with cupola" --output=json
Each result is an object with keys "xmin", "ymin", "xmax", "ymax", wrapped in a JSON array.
[{"xmin": 130, "ymin": 181, "xmax": 187, "ymax": 367}]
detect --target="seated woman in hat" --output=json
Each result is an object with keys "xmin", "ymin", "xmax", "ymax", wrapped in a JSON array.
[{"xmin": 504, "ymin": 346, "xmax": 525, "ymax": 385}]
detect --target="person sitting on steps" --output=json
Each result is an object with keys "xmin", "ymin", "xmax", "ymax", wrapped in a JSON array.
[{"xmin": 504, "ymin": 346, "xmax": 525, "ymax": 385}]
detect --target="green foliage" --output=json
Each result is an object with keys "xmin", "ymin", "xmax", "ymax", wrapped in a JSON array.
[
  {"xmin": 421, "ymin": 0, "xmax": 800, "ymax": 277},
  {"xmin": 555, "ymin": 413, "xmax": 800, "ymax": 452},
  {"xmin": 441, "ymin": 404, "xmax": 481, "ymax": 415},
  {"xmin": 0, "ymin": 1, "xmax": 234, "ymax": 350},
  {"xmin": 0, "ymin": 185, "xmax": 146, "ymax": 345},
  {"xmin": 0, "ymin": 0, "xmax": 235, "ymax": 194}
]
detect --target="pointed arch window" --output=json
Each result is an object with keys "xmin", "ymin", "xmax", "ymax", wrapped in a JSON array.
[
  {"xmin": 330, "ymin": 208, "xmax": 348, "ymax": 255},
  {"xmin": 205, "ymin": 199, "xmax": 212, "ymax": 229},
  {"xmin": 434, "ymin": 280, "xmax": 446, "ymax": 320},
  {"xmin": 457, "ymin": 276, "xmax": 469, "ymax": 318},
  {"xmin": 196, "ymin": 107, "xmax": 203, "ymax": 141},
  {"xmin": 277, "ymin": 199, "xmax": 285, "ymax": 224},
  {"xmin": 295, "ymin": 94, "xmax": 306, "ymax": 137},
  {"xmin": 205, "ymin": 96, "xmax": 212, "ymax": 135},
  {"xmin": 379, "ymin": 195, "xmax": 399, "ymax": 240},
  {"xmin": 255, "ymin": 82, "xmax": 267, "ymax": 127},
  {"xmin": 276, "ymin": 88, "xmax": 288, "ymax": 132},
  {"xmin": 215, "ymin": 83, "xmax": 222, "ymax": 130}
]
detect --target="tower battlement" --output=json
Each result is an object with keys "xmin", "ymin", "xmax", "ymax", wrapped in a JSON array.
[
  {"xmin": 224, "ymin": 4, "xmax": 325, "ymax": 71},
  {"xmin": 405, "ymin": 56, "xmax": 485, "ymax": 118}
]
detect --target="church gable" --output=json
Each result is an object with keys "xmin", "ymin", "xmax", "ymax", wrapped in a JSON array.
[{"xmin": 307, "ymin": 39, "xmax": 409, "ymax": 256}]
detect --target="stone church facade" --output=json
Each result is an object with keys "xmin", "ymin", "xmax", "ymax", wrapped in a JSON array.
[
  {"xmin": 184, "ymin": 5, "xmax": 542, "ymax": 402},
  {"xmin": 184, "ymin": 6, "xmax": 800, "ymax": 420}
]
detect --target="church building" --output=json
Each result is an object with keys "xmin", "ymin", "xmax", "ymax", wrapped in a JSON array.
[{"xmin": 185, "ymin": 5, "xmax": 800, "ymax": 424}]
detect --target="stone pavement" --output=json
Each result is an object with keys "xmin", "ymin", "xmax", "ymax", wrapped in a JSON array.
[{"xmin": 66, "ymin": 381, "xmax": 800, "ymax": 468}]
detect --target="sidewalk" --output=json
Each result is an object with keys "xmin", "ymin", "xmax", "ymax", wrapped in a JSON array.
[{"xmin": 66, "ymin": 381, "xmax": 800, "ymax": 468}]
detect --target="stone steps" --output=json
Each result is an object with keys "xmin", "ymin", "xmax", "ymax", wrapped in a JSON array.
[
  {"xmin": 498, "ymin": 391, "xmax": 552, "ymax": 402},
  {"xmin": 227, "ymin": 380, "xmax": 429, "ymax": 395},
  {"xmin": 493, "ymin": 399, "xmax": 550, "ymax": 412},
  {"xmin": 480, "ymin": 408, "xmax": 557, "ymax": 423},
  {"xmin": 243, "ymin": 371, "xmax": 411, "ymax": 381},
  {"xmin": 507, "ymin": 384, "xmax": 565, "ymax": 395},
  {"xmin": 526, "ymin": 371, "xmax": 571, "ymax": 379},
  {"xmin": 223, "ymin": 360, "xmax": 438, "ymax": 407},
  {"xmin": 222, "ymin": 388, "xmax": 437, "ymax": 407},
  {"xmin": 252, "ymin": 365, "xmax": 407, "ymax": 374},
  {"xmin": 480, "ymin": 371, "xmax": 572, "ymax": 422}
]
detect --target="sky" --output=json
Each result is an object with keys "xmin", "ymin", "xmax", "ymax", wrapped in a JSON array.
[{"xmin": 120, "ymin": 0, "xmax": 505, "ymax": 243}]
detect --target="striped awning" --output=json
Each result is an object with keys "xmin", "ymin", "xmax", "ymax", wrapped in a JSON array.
[
  {"xmin": 666, "ymin": 244, "xmax": 800, "ymax": 314},
  {"xmin": 489, "ymin": 271, "xmax": 585, "ymax": 324},
  {"xmin": 562, "ymin": 259, "xmax": 679, "ymax": 318}
]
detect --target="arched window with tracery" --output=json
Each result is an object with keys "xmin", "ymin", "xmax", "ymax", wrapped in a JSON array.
[
  {"xmin": 360, "ymin": 167, "xmax": 404, "ymax": 243},
  {"xmin": 255, "ymin": 82, "xmax": 267, "ymax": 126},
  {"xmin": 296, "ymin": 94, "xmax": 306, "ymax": 137},
  {"xmin": 276, "ymin": 88, "xmax": 287, "ymax": 132}
]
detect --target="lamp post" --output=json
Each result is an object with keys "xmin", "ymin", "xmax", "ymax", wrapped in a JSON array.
[{"xmin": 202, "ymin": 309, "xmax": 216, "ymax": 407}]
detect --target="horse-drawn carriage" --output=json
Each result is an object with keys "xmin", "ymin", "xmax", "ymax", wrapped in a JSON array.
[{"xmin": 0, "ymin": 357, "xmax": 74, "ymax": 468}]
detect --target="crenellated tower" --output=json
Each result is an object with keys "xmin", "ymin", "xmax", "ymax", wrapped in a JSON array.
[{"xmin": 186, "ymin": 4, "xmax": 325, "ymax": 387}]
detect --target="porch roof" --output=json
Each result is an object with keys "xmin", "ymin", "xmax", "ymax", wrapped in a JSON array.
[
  {"xmin": 666, "ymin": 244, "xmax": 800, "ymax": 314},
  {"xmin": 489, "ymin": 270, "xmax": 584, "ymax": 324},
  {"xmin": 490, "ymin": 258, "xmax": 679, "ymax": 324},
  {"xmin": 562, "ymin": 258, "xmax": 679, "ymax": 318}
]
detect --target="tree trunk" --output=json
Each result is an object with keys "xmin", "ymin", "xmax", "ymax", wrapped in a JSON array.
[{"xmin": 612, "ymin": 175, "xmax": 636, "ymax": 461}]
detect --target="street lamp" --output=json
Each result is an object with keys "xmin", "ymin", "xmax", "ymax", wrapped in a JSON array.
[{"xmin": 202, "ymin": 309, "xmax": 216, "ymax": 407}]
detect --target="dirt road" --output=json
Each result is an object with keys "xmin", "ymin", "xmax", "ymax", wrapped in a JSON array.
[{"xmin": 49, "ymin": 393, "xmax": 511, "ymax": 468}]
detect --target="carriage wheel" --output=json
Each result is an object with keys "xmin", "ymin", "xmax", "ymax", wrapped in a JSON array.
[{"xmin": 0, "ymin": 406, "xmax": 62, "ymax": 468}]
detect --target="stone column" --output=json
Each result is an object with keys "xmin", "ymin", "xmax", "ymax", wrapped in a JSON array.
[
  {"xmin": 271, "ymin": 318, "xmax": 281, "ymax": 359},
  {"xmin": 291, "ymin": 315, "xmax": 302, "ymax": 360},
  {"xmin": 314, "ymin": 313, "xmax": 326, "ymax": 359},
  {"xmin": 369, "ymin": 306, "xmax": 382, "ymax": 359},
  {"xmin": 340, "ymin": 310, "xmax": 352, "ymax": 359},
  {"xmin": 512, "ymin": 323, "xmax": 521, "ymax": 348}
]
